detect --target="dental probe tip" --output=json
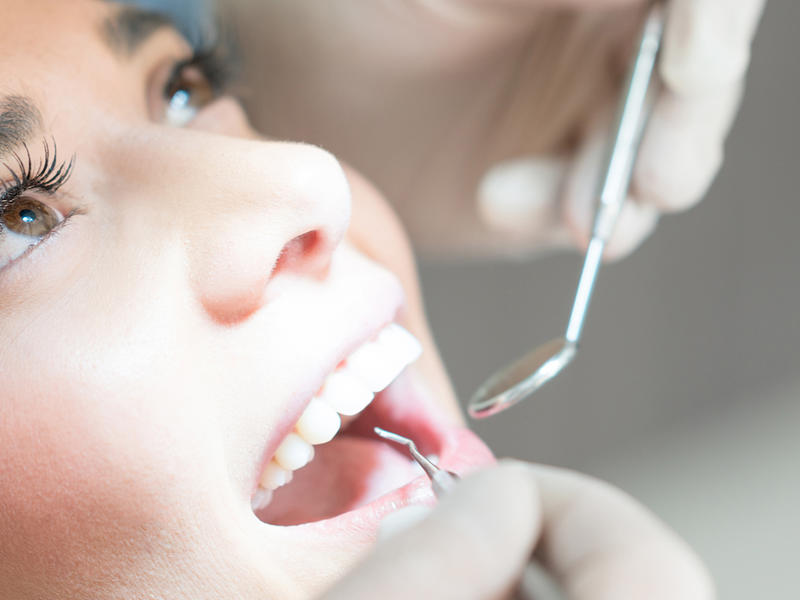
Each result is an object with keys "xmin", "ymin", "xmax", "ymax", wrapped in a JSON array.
[
  {"xmin": 373, "ymin": 427, "xmax": 459, "ymax": 497},
  {"xmin": 373, "ymin": 426, "xmax": 411, "ymax": 446}
]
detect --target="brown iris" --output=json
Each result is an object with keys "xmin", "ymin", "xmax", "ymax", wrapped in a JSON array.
[
  {"xmin": 165, "ymin": 64, "xmax": 215, "ymax": 113},
  {"xmin": 2, "ymin": 197, "xmax": 60, "ymax": 237}
]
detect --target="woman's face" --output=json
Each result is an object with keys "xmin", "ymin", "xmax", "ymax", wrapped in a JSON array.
[{"xmin": 0, "ymin": 2, "xmax": 492, "ymax": 598}]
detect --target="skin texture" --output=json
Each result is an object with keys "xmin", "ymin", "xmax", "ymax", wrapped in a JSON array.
[
  {"xmin": 0, "ymin": 2, "xmax": 462, "ymax": 598},
  {"xmin": 0, "ymin": 1, "xmax": 712, "ymax": 599},
  {"xmin": 229, "ymin": 0, "xmax": 764, "ymax": 259}
]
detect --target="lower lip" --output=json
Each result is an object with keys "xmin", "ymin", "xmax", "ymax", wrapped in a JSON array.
[{"xmin": 272, "ymin": 428, "xmax": 493, "ymax": 538}]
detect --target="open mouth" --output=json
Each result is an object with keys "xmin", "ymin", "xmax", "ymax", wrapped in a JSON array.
[{"xmin": 250, "ymin": 323, "xmax": 493, "ymax": 529}]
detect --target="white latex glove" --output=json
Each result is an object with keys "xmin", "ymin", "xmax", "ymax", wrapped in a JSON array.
[
  {"xmin": 229, "ymin": 0, "xmax": 766, "ymax": 259},
  {"xmin": 479, "ymin": 0, "xmax": 766, "ymax": 260},
  {"xmin": 320, "ymin": 461, "xmax": 713, "ymax": 600}
]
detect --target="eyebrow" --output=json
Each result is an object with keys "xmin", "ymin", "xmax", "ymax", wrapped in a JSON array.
[
  {"xmin": 0, "ymin": 95, "xmax": 42, "ymax": 156},
  {"xmin": 100, "ymin": 5, "xmax": 176, "ymax": 58}
]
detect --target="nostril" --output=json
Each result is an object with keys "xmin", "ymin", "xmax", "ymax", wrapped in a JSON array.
[{"xmin": 273, "ymin": 230, "xmax": 326, "ymax": 276}]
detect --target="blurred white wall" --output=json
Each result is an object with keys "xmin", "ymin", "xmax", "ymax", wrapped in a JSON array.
[
  {"xmin": 585, "ymin": 376, "xmax": 800, "ymax": 599},
  {"xmin": 419, "ymin": 2, "xmax": 799, "ymax": 596}
]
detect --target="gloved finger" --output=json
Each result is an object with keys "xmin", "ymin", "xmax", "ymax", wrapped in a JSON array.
[
  {"xmin": 632, "ymin": 80, "xmax": 744, "ymax": 213},
  {"xmin": 476, "ymin": 155, "xmax": 573, "ymax": 252},
  {"xmin": 661, "ymin": 0, "xmax": 766, "ymax": 94},
  {"xmin": 319, "ymin": 461, "xmax": 541, "ymax": 600},
  {"xmin": 528, "ymin": 463, "xmax": 714, "ymax": 600},
  {"xmin": 635, "ymin": 0, "xmax": 766, "ymax": 213},
  {"xmin": 604, "ymin": 198, "xmax": 660, "ymax": 260},
  {"xmin": 563, "ymin": 118, "xmax": 660, "ymax": 260},
  {"xmin": 477, "ymin": 155, "xmax": 566, "ymax": 236}
]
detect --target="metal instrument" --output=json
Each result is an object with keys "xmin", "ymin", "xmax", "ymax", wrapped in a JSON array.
[
  {"xmin": 469, "ymin": 2, "xmax": 666, "ymax": 419},
  {"xmin": 373, "ymin": 426, "xmax": 564, "ymax": 599},
  {"xmin": 373, "ymin": 426, "xmax": 459, "ymax": 497}
]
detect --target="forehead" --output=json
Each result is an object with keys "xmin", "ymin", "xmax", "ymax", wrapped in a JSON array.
[
  {"xmin": 0, "ymin": 0, "xmax": 190, "ymax": 141},
  {"xmin": 1, "ymin": 0, "xmax": 104, "ymax": 50},
  {"xmin": 0, "ymin": 0, "xmax": 185, "ymax": 62},
  {"xmin": 0, "ymin": 1, "xmax": 120, "ymax": 100},
  {"xmin": 0, "ymin": 2, "xmax": 105, "ymax": 147},
  {"xmin": 0, "ymin": 0, "xmax": 204, "ymax": 73}
]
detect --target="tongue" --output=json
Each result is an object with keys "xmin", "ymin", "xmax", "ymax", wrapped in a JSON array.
[{"xmin": 257, "ymin": 435, "xmax": 422, "ymax": 526}]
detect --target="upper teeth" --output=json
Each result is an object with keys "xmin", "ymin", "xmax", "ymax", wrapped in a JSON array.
[{"xmin": 251, "ymin": 323, "xmax": 422, "ymax": 511}]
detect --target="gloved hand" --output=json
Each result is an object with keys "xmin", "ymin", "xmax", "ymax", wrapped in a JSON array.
[
  {"xmin": 320, "ymin": 461, "xmax": 713, "ymax": 600},
  {"xmin": 231, "ymin": 0, "xmax": 766, "ymax": 259},
  {"xmin": 478, "ymin": 0, "xmax": 767, "ymax": 260}
]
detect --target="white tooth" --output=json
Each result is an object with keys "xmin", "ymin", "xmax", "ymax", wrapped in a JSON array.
[
  {"xmin": 347, "ymin": 325, "xmax": 422, "ymax": 393},
  {"xmin": 251, "ymin": 487, "xmax": 273, "ymax": 512},
  {"xmin": 345, "ymin": 341, "xmax": 403, "ymax": 393},
  {"xmin": 274, "ymin": 433, "xmax": 315, "ymax": 471},
  {"xmin": 378, "ymin": 324, "xmax": 423, "ymax": 364},
  {"xmin": 259, "ymin": 460, "xmax": 294, "ymax": 490},
  {"xmin": 295, "ymin": 397, "xmax": 341, "ymax": 445},
  {"xmin": 318, "ymin": 370, "xmax": 374, "ymax": 416}
]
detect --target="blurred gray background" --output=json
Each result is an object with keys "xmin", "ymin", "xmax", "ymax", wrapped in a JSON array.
[{"xmin": 418, "ymin": 2, "xmax": 798, "ymax": 597}]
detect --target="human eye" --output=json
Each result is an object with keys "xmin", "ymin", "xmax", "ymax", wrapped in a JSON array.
[
  {"xmin": 0, "ymin": 140, "xmax": 79, "ymax": 269},
  {"xmin": 162, "ymin": 38, "xmax": 238, "ymax": 127}
]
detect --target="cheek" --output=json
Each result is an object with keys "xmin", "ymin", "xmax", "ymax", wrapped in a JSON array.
[
  {"xmin": 345, "ymin": 167, "xmax": 462, "ymax": 418},
  {"xmin": 345, "ymin": 166, "xmax": 416, "ymax": 283},
  {"xmin": 0, "ymin": 310, "xmax": 226, "ymax": 590},
  {"xmin": 190, "ymin": 97, "xmax": 257, "ymax": 138},
  {"xmin": 0, "ymin": 380, "xmax": 182, "ymax": 586}
]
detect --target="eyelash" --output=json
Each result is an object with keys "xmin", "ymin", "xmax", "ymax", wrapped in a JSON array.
[
  {"xmin": 0, "ymin": 140, "xmax": 80, "ymax": 266},
  {"xmin": 0, "ymin": 37, "xmax": 238, "ymax": 271},
  {"xmin": 0, "ymin": 139, "xmax": 74, "ymax": 208},
  {"xmin": 0, "ymin": 139, "xmax": 75, "ymax": 202}
]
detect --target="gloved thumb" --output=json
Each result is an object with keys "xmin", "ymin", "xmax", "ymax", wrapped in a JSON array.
[{"xmin": 319, "ymin": 460, "xmax": 541, "ymax": 600}]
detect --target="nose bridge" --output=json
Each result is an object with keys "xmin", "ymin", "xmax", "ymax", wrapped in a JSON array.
[{"xmin": 136, "ymin": 132, "xmax": 351, "ymax": 324}]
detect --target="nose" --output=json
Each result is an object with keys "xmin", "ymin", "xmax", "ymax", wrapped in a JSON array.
[{"xmin": 124, "ymin": 131, "xmax": 351, "ymax": 324}]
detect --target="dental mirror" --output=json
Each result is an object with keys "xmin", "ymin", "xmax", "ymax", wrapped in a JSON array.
[
  {"xmin": 469, "ymin": 338, "xmax": 577, "ymax": 418},
  {"xmin": 468, "ymin": 2, "xmax": 665, "ymax": 419}
]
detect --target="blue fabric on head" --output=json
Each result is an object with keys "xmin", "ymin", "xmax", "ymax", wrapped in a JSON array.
[{"xmin": 115, "ymin": 0, "xmax": 214, "ymax": 47}]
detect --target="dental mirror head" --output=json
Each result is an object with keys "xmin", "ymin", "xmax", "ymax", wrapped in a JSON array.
[{"xmin": 468, "ymin": 338, "xmax": 576, "ymax": 418}]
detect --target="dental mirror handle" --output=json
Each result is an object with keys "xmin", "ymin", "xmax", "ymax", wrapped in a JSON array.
[{"xmin": 564, "ymin": 2, "xmax": 665, "ymax": 345}]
